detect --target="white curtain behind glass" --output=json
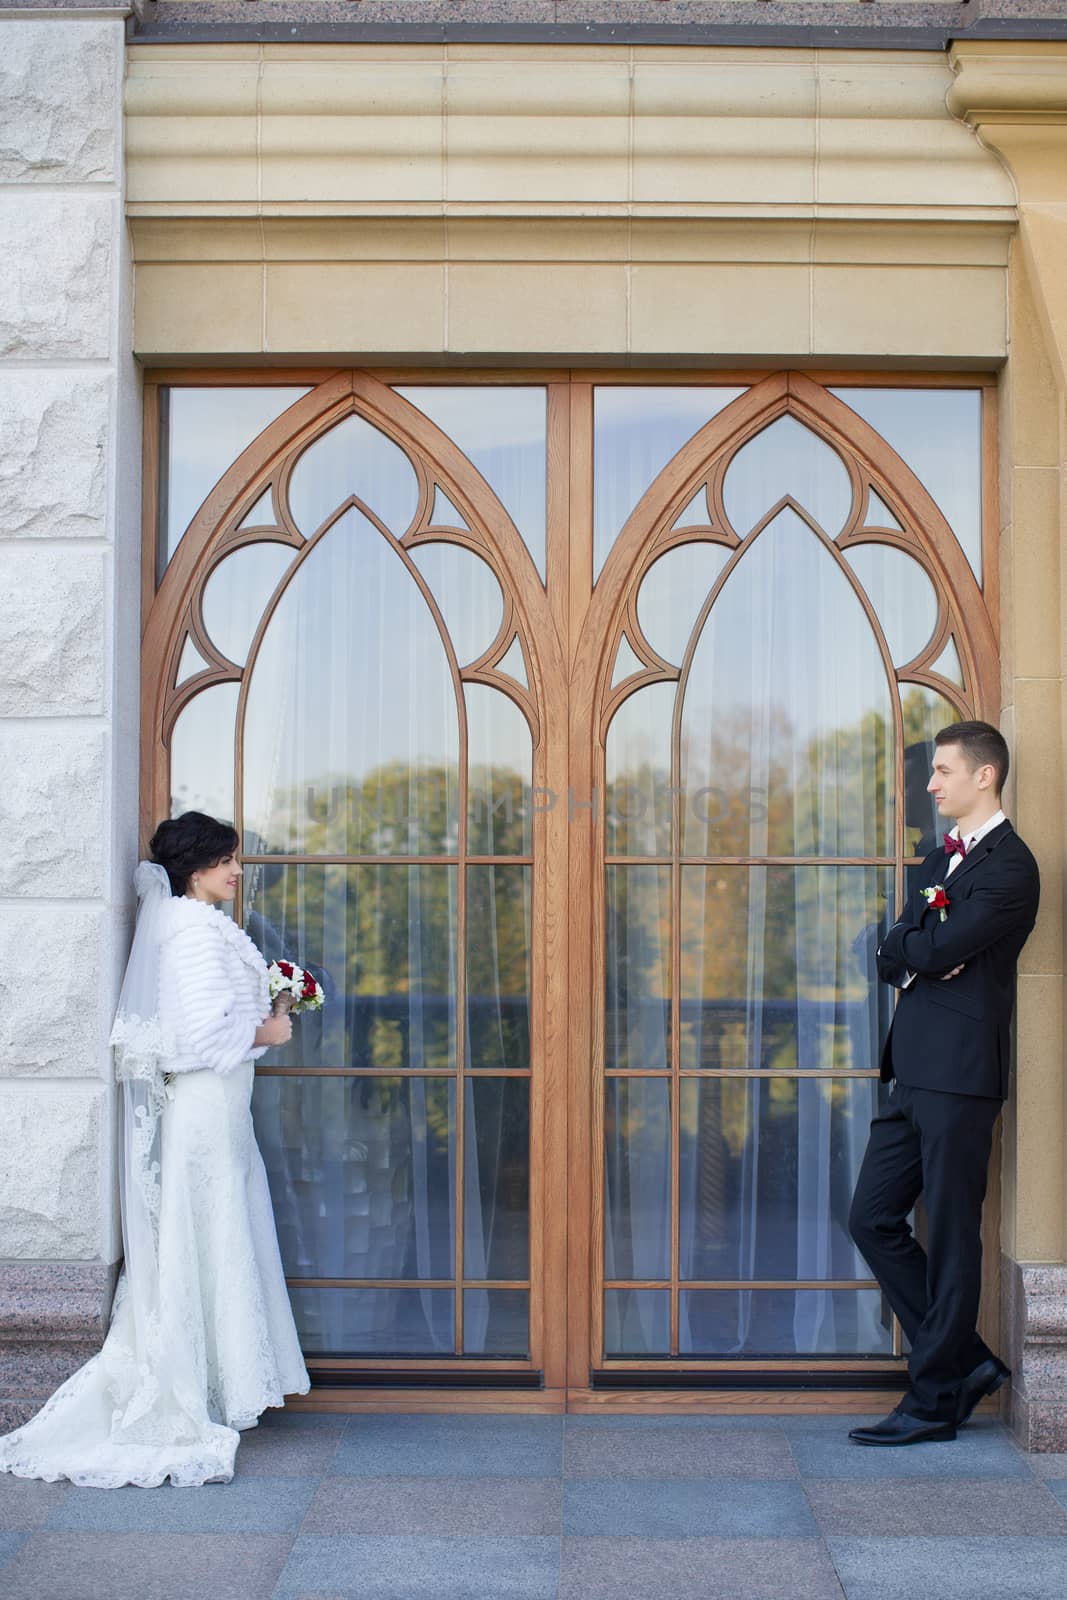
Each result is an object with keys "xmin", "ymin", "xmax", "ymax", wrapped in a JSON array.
[
  {"xmin": 602, "ymin": 415, "xmax": 896, "ymax": 1359},
  {"xmin": 243, "ymin": 422, "xmax": 463, "ymax": 1356},
  {"xmin": 674, "ymin": 465, "xmax": 892, "ymax": 1354}
]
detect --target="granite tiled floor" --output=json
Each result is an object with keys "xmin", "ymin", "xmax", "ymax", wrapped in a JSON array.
[{"xmin": 3, "ymin": 1411, "xmax": 1067, "ymax": 1599}]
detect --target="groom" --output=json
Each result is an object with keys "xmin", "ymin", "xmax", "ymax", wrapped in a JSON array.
[{"xmin": 848, "ymin": 720, "xmax": 1040, "ymax": 1445}]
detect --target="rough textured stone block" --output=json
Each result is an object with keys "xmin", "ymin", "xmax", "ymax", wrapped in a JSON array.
[
  {"xmin": 0, "ymin": 196, "xmax": 113, "ymax": 360},
  {"xmin": 0, "ymin": 725, "xmax": 104, "ymax": 897},
  {"xmin": 0, "ymin": 372, "xmax": 110, "ymax": 541},
  {"xmin": 0, "ymin": 1083, "xmax": 106, "ymax": 1258},
  {"xmin": 0, "ymin": 20, "xmax": 119, "ymax": 185},
  {"xmin": 1005, "ymin": 1258, "xmax": 1067, "ymax": 1451},
  {"xmin": 0, "ymin": 549, "xmax": 104, "ymax": 716},
  {"xmin": 0, "ymin": 908, "xmax": 105, "ymax": 1077}
]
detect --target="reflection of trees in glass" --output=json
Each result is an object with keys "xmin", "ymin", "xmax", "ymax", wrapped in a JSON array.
[
  {"xmin": 607, "ymin": 698, "xmax": 896, "ymax": 1078},
  {"xmin": 901, "ymin": 685, "xmax": 959, "ymax": 856},
  {"xmin": 245, "ymin": 764, "xmax": 531, "ymax": 1073},
  {"xmin": 256, "ymin": 758, "xmax": 531, "ymax": 860},
  {"xmin": 257, "ymin": 762, "xmax": 461, "ymax": 857}
]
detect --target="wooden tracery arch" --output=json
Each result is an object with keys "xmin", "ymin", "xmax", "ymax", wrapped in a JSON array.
[
  {"xmin": 141, "ymin": 370, "xmax": 566, "ymax": 843},
  {"xmin": 566, "ymin": 370, "xmax": 999, "ymax": 1377}
]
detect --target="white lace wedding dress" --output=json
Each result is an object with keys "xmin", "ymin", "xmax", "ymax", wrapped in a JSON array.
[{"xmin": 0, "ymin": 887, "xmax": 310, "ymax": 1489}]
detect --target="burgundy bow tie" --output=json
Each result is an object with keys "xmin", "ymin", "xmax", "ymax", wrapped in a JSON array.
[{"xmin": 944, "ymin": 833, "xmax": 968, "ymax": 859}]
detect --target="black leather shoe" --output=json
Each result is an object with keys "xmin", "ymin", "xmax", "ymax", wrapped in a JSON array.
[
  {"xmin": 956, "ymin": 1357, "xmax": 1010, "ymax": 1425},
  {"xmin": 849, "ymin": 1409, "xmax": 957, "ymax": 1446}
]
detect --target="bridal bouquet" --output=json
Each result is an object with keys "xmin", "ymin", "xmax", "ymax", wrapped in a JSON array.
[{"xmin": 268, "ymin": 959, "xmax": 325, "ymax": 1016}]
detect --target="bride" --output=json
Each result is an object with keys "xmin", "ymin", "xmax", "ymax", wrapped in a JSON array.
[{"xmin": 0, "ymin": 812, "xmax": 310, "ymax": 1488}]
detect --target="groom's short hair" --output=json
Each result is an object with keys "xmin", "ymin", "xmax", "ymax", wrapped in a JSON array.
[{"xmin": 936, "ymin": 720, "xmax": 1009, "ymax": 796}]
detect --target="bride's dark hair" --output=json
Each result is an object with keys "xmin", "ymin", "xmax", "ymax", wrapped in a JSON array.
[{"xmin": 149, "ymin": 812, "xmax": 240, "ymax": 897}]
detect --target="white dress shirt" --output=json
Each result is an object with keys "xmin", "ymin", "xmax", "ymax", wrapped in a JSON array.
[{"xmin": 944, "ymin": 808, "xmax": 1006, "ymax": 875}]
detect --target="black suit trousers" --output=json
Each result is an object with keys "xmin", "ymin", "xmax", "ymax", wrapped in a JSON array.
[{"xmin": 848, "ymin": 1083, "xmax": 1001, "ymax": 1422}]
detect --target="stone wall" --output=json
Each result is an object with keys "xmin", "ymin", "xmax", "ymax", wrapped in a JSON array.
[{"xmin": 0, "ymin": 8, "xmax": 140, "ymax": 1429}]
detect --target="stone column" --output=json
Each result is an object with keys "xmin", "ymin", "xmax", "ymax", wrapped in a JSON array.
[
  {"xmin": 950, "ymin": 41, "xmax": 1067, "ymax": 1451},
  {"xmin": 0, "ymin": 5, "xmax": 140, "ymax": 1428}
]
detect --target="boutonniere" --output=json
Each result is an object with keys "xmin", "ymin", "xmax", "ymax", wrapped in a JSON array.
[{"xmin": 922, "ymin": 884, "xmax": 950, "ymax": 923}]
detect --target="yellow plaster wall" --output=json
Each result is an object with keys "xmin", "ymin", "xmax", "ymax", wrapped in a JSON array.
[
  {"xmin": 125, "ymin": 44, "xmax": 1015, "ymax": 363},
  {"xmin": 951, "ymin": 41, "xmax": 1067, "ymax": 1268}
]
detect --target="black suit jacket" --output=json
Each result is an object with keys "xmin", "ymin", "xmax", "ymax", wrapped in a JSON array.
[{"xmin": 877, "ymin": 820, "xmax": 1040, "ymax": 1100}]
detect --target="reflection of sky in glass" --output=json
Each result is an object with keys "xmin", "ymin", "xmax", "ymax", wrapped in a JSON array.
[
  {"xmin": 594, "ymin": 388, "xmax": 746, "ymax": 577},
  {"xmin": 408, "ymin": 543, "xmax": 504, "ymax": 669},
  {"xmin": 723, "ymin": 416, "xmax": 853, "ymax": 540},
  {"xmin": 201, "ymin": 542, "xmax": 295, "ymax": 667},
  {"xmin": 162, "ymin": 387, "xmax": 310, "ymax": 568},
  {"xmin": 397, "ymin": 387, "xmax": 548, "ymax": 580},
  {"xmin": 842, "ymin": 544, "xmax": 938, "ymax": 668},
  {"xmin": 636, "ymin": 542, "xmax": 729, "ymax": 667},
  {"xmin": 832, "ymin": 388, "xmax": 983, "ymax": 583},
  {"xmin": 288, "ymin": 413, "xmax": 421, "ymax": 539},
  {"xmin": 170, "ymin": 682, "xmax": 238, "ymax": 823}
]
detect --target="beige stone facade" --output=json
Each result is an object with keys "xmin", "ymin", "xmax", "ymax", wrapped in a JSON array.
[{"xmin": 4, "ymin": 3, "xmax": 1067, "ymax": 1443}]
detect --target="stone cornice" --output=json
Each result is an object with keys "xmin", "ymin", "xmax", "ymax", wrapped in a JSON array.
[
  {"xmin": 949, "ymin": 40, "xmax": 1067, "ymax": 125},
  {"xmin": 125, "ymin": 44, "xmax": 1015, "ymax": 221}
]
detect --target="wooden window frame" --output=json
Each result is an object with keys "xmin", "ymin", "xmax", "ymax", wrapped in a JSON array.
[{"xmin": 141, "ymin": 367, "xmax": 999, "ymax": 1416}]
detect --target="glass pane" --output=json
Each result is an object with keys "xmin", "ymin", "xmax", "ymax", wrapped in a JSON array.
[
  {"xmin": 397, "ymin": 387, "xmax": 548, "ymax": 581},
  {"xmin": 611, "ymin": 634, "xmax": 645, "ymax": 688},
  {"xmin": 287, "ymin": 412, "xmax": 421, "ymax": 539},
  {"xmin": 243, "ymin": 506, "xmax": 460, "ymax": 857},
  {"xmin": 201, "ymin": 541, "xmax": 294, "ymax": 666},
  {"xmin": 252, "ymin": 1074, "xmax": 454, "ymax": 1279},
  {"xmin": 679, "ymin": 1288, "xmax": 893, "ymax": 1357},
  {"xmin": 160, "ymin": 386, "xmax": 310, "ymax": 569},
  {"xmin": 722, "ymin": 416, "xmax": 854, "ymax": 541},
  {"xmin": 672, "ymin": 484, "xmax": 713, "ymax": 529},
  {"xmin": 931, "ymin": 636, "xmax": 964, "ymax": 687},
  {"xmin": 636, "ymin": 542, "xmax": 729, "ymax": 667},
  {"xmin": 288, "ymin": 1286, "xmax": 454, "ymax": 1356},
  {"xmin": 464, "ymin": 1077, "xmax": 529, "ymax": 1279},
  {"xmin": 678, "ymin": 1076, "xmax": 882, "ymax": 1282},
  {"xmin": 466, "ymin": 684, "xmax": 532, "ymax": 856},
  {"xmin": 408, "ymin": 542, "xmax": 504, "ymax": 670},
  {"xmin": 594, "ymin": 387, "xmax": 746, "ymax": 577},
  {"xmin": 467, "ymin": 865, "xmax": 531, "ymax": 1073},
  {"xmin": 604, "ymin": 1077, "xmax": 671, "ymax": 1280},
  {"xmin": 243, "ymin": 863, "xmax": 457, "ymax": 1073},
  {"xmin": 170, "ymin": 682, "xmax": 238, "ymax": 823},
  {"xmin": 238, "ymin": 487, "xmax": 276, "ymax": 529},
  {"xmin": 865, "ymin": 490, "xmax": 902, "ymax": 532},
  {"xmin": 680, "ymin": 508, "xmax": 895, "ymax": 858},
  {"xmin": 604, "ymin": 1289, "xmax": 670, "ymax": 1357},
  {"xmin": 832, "ymin": 387, "xmax": 982, "ymax": 583},
  {"xmin": 679, "ymin": 866, "xmax": 894, "ymax": 1074},
  {"xmin": 463, "ymin": 1289, "xmax": 528, "ymax": 1357},
  {"xmin": 175, "ymin": 634, "xmax": 209, "ymax": 688},
  {"xmin": 605, "ymin": 683, "xmax": 674, "ymax": 858},
  {"xmin": 902, "ymin": 685, "xmax": 964, "ymax": 857},
  {"xmin": 843, "ymin": 543, "xmax": 938, "ymax": 668},
  {"xmin": 605, "ymin": 866, "xmax": 671, "ymax": 1073},
  {"xmin": 431, "ymin": 486, "xmax": 467, "ymax": 528},
  {"xmin": 497, "ymin": 635, "xmax": 527, "ymax": 688}
]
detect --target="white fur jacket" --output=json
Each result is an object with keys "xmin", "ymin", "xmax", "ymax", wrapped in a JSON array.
[{"xmin": 157, "ymin": 895, "xmax": 271, "ymax": 1076}]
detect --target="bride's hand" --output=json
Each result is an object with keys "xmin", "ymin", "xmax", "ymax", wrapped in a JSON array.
[{"xmin": 255, "ymin": 1013, "xmax": 292, "ymax": 1048}]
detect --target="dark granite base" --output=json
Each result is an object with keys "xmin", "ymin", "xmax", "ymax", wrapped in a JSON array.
[
  {"xmin": 1003, "ymin": 1257, "xmax": 1067, "ymax": 1452},
  {"xmin": 0, "ymin": 1261, "xmax": 118, "ymax": 1425}
]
